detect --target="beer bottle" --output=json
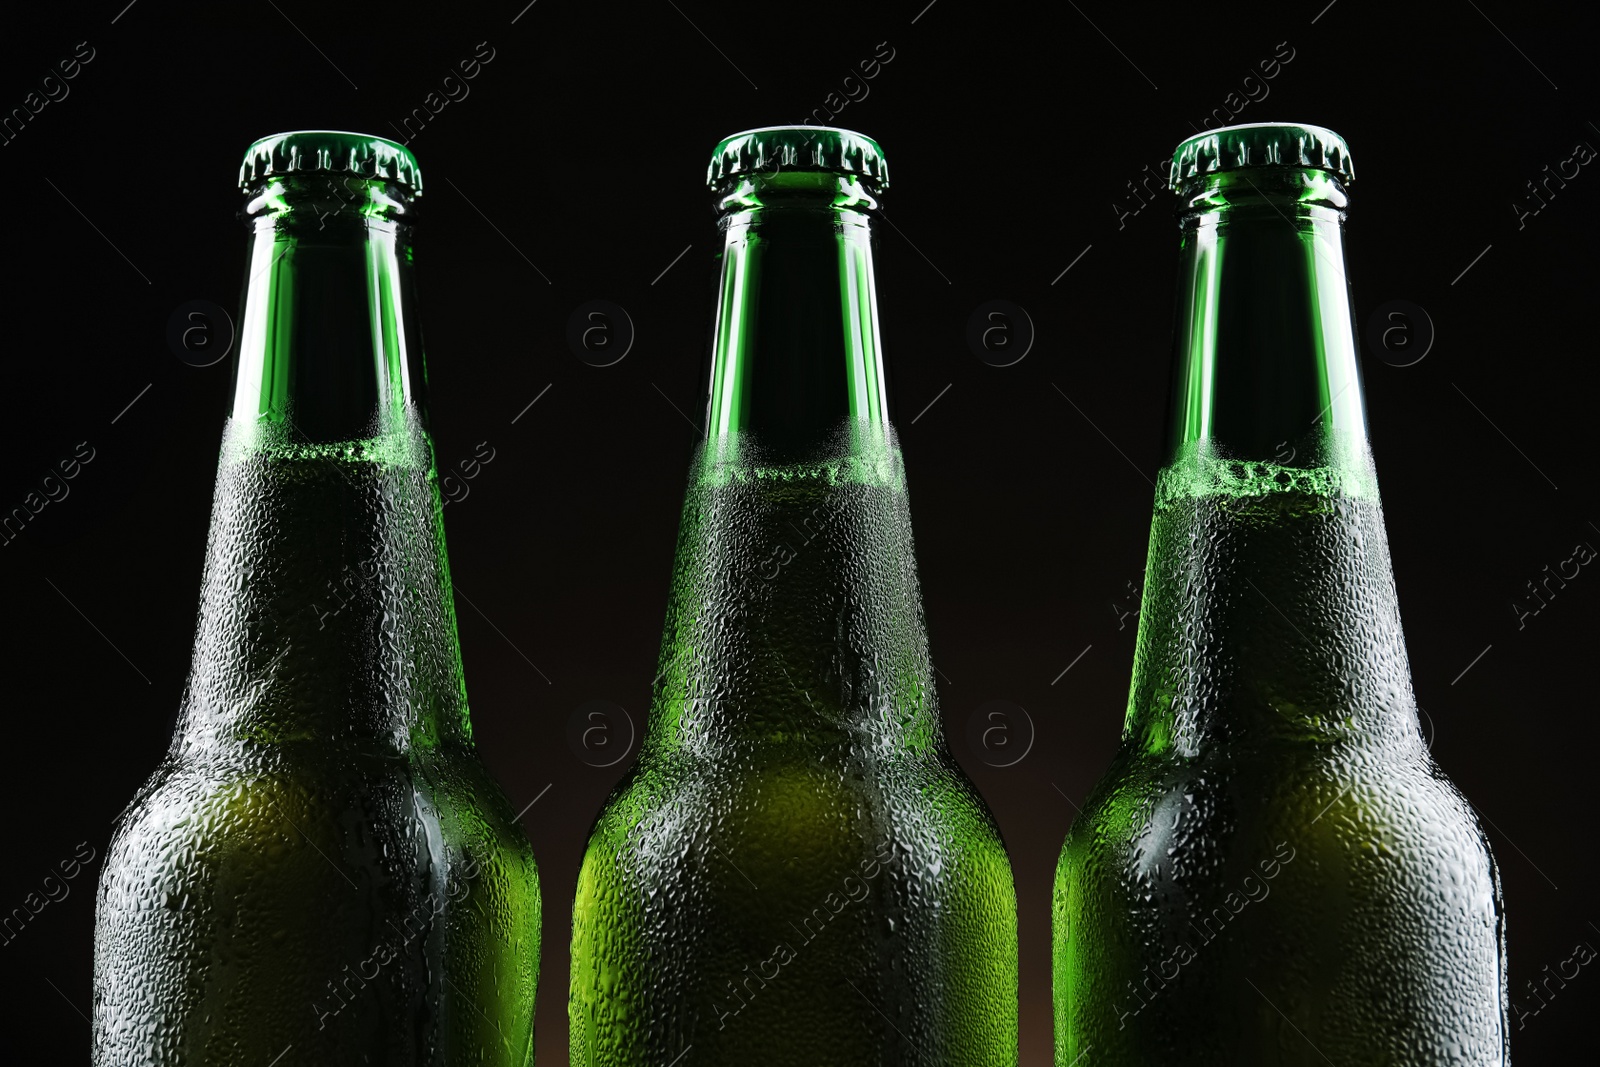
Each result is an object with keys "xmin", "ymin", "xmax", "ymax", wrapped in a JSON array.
[
  {"xmin": 1053, "ymin": 123, "xmax": 1508, "ymax": 1064},
  {"xmin": 92, "ymin": 132, "xmax": 540, "ymax": 1065},
  {"xmin": 569, "ymin": 126, "xmax": 1019, "ymax": 1065}
]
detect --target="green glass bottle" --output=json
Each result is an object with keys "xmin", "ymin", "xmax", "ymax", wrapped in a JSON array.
[
  {"xmin": 1053, "ymin": 123, "xmax": 1508, "ymax": 1064},
  {"xmin": 569, "ymin": 126, "xmax": 1018, "ymax": 1066},
  {"xmin": 92, "ymin": 132, "xmax": 540, "ymax": 1065}
]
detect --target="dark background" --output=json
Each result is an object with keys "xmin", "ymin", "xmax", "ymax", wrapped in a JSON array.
[{"xmin": 2, "ymin": 1, "xmax": 1595, "ymax": 1062}]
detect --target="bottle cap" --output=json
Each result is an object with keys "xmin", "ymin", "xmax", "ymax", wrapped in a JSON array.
[
  {"xmin": 1169, "ymin": 122, "xmax": 1353, "ymax": 192},
  {"xmin": 708, "ymin": 126, "xmax": 888, "ymax": 190},
  {"xmin": 239, "ymin": 131, "xmax": 423, "ymax": 195}
]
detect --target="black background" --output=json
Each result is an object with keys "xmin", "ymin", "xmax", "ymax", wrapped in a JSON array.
[{"xmin": 2, "ymin": 1, "xmax": 1595, "ymax": 1063}]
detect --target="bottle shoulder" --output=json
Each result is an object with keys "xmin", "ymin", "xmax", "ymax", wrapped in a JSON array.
[
  {"xmin": 104, "ymin": 742, "xmax": 535, "ymax": 881},
  {"xmin": 585, "ymin": 748, "xmax": 1010, "ymax": 873},
  {"xmin": 607, "ymin": 745, "xmax": 992, "ymax": 803},
  {"xmin": 1051, "ymin": 743, "xmax": 1507, "ymax": 1063},
  {"xmin": 1059, "ymin": 742, "xmax": 1494, "ymax": 880}
]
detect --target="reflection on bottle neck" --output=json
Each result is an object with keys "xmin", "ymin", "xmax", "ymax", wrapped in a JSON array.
[
  {"xmin": 707, "ymin": 177, "xmax": 889, "ymax": 466},
  {"xmin": 645, "ymin": 420, "xmax": 941, "ymax": 762},
  {"xmin": 1166, "ymin": 167, "xmax": 1368, "ymax": 472},
  {"xmin": 232, "ymin": 176, "xmax": 428, "ymax": 447},
  {"xmin": 176, "ymin": 176, "xmax": 462, "ymax": 758},
  {"xmin": 176, "ymin": 412, "xmax": 468, "ymax": 757},
  {"xmin": 1126, "ymin": 433, "xmax": 1421, "ymax": 758}
]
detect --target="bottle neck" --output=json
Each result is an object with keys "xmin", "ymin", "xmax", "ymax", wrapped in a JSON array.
[
  {"xmin": 704, "ymin": 172, "xmax": 890, "ymax": 463},
  {"xmin": 231, "ymin": 175, "xmax": 427, "ymax": 441},
  {"xmin": 1126, "ymin": 169, "xmax": 1420, "ymax": 756},
  {"xmin": 1166, "ymin": 167, "xmax": 1367, "ymax": 469},
  {"xmin": 175, "ymin": 177, "xmax": 469, "ymax": 756},
  {"xmin": 645, "ymin": 174, "xmax": 939, "ymax": 761}
]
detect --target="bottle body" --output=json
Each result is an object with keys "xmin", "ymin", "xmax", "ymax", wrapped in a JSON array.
[
  {"xmin": 1054, "ymin": 444, "xmax": 1506, "ymax": 1064},
  {"xmin": 572, "ymin": 426, "xmax": 1016, "ymax": 1065},
  {"xmin": 1053, "ymin": 131, "xmax": 1506, "ymax": 1065},
  {"xmin": 570, "ymin": 130, "xmax": 1018, "ymax": 1066},
  {"xmin": 92, "ymin": 137, "xmax": 539, "ymax": 1065}
]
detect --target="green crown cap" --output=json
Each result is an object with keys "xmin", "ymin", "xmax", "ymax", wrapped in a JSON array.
[
  {"xmin": 708, "ymin": 125, "xmax": 888, "ymax": 189},
  {"xmin": 1170, "ymin": 122, "xmax": 1353, "ymax": 192},
  {"xmin": 239, "ymin": 131, "xmax": 423, "ymax": 195}
]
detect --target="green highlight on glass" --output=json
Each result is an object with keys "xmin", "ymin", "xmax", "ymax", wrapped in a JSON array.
[
  {"xmin": 84, "ymin": 118, "xmax": 1509, "ymax": 1067},
  {"xmin": 569, "ymin": 126, "xmax": 1019, "ymax": 1066},
  {"xmin": 1053, "ymin": 122, "xmax": 1508, "ymax": 1066},
  {"xmin": 92, "ymin": 132, "xmax": 540, "ymax": 1066}
]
